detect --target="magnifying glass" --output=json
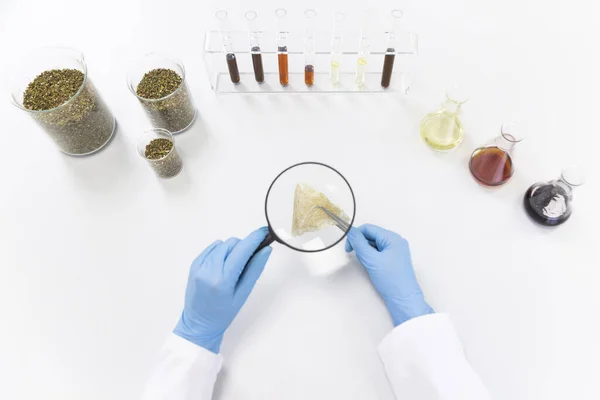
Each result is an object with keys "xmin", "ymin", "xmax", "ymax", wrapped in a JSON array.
[{"xmin": 255, "ymin": 162, "xmax": 356, "ymax": 253}]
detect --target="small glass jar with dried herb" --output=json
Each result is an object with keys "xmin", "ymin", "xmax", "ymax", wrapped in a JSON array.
[
  {"xmin": 137, "ymin": 128, "xmax": 183, "ymax": 179},
  {"xmin": 10, "ymin": 47, "xmax": 116, "ymax": 155},
  {"xmin": 127, "ymin": 53, "xmax": 196, "ymax": 134}
]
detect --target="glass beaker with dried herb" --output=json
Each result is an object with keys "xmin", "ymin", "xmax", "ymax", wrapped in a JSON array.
[
  {"xmin": 127, "ymin": 53, "xmax": 196, "ymax": 134},
  {"xmin": 10, "ymin": 47, "xmax": 116, "ymax": 155},
  {"xmin": 137, "ymin": 128, "xmax": 183, "ymax": 179}
]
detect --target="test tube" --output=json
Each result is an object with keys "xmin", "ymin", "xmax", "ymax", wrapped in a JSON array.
[
  {"xmin": 381, "ymin": 10, "xmax": 403, "ymax": 88},
  {"xmin": 245, "ymin": 10, "xmax": 264, "ymax": 83},
  {"xmin": 275, "ymin": 8, "xmax": 289, "ymax": 86},
  {"xmin": 356, "ymin": 11, "xmax": 374, "ymax": 87},
  {"xmin": 304, "ymin": 9, "xmax": 317, "ymax": 86},
  {"xmin": 216, "ymin": 10, "xmax": 240, "ymax": 84},
  {"xmin": 330, "ymin": 12, "xmax": 345, "ymax": 84}
]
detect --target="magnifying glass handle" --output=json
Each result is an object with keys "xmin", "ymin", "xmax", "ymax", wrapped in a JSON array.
[
  {"xmin": 255, "ymin": 230, "xmax": 276, "ymax": 253},
  {"xmin": 237, "ymin": 230, "xmax": 275, "ymax": 289}
]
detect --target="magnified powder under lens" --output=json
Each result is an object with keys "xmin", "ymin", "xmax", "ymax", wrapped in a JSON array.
[{"xmin": 292, "ymin": 183, "xmax": 349, "ymax": 236}]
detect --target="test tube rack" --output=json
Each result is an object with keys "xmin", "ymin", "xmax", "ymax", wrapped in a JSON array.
[{"xmin": 203, "ymin": 30, "xmax": 418, "ymax": 94}]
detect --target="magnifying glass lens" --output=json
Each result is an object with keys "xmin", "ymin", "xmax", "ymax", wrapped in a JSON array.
[{"xmin": 265, "ymin": 162, "xmax": 356, "ymax": 252}]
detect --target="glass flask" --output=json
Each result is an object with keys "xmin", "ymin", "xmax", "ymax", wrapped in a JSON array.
[
  {"xmin": 469, "ymin": 121, "xmax": 524, "ymax": 187},
  {"xmin": 420, "ymin": 85, "xmax": 469, "ymax": 151},
  {"xmin": 523, "ymin": 166, "xmax": 585, "ymax": 226}
]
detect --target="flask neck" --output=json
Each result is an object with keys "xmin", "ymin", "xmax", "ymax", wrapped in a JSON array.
[
  {"xmin": 442, "ymin": 99, "xmax": 462, "ymax": 114},
  {"xmin": 496, "ymin": 133, "xmax": 520, "ymax": 153},
  {"xmin": 558, "ymin": 167, "xmax": 585, "ymax": 190},
  {"xmin": 556, "ymin": 178, "xmax": 575, "ymax": 195}
]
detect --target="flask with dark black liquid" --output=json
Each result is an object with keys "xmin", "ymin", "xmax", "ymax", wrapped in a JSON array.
[{"xmin": 523, "ymin": 166, "xmax": 585, "ymax": 226}]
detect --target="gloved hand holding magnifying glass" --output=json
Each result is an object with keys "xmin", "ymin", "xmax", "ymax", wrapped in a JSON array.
[{"xmin": 173, "ymin": 162, "xmax": 433, "ymax": 355}]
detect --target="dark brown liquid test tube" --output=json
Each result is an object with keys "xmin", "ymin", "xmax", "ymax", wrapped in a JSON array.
[
  {"xmin": 381, "ymin": 51, "xmax": 395, "ymax": 88},
  {"xmin": 226, "ymin": 53, "xmax": 240, "ymax": 84},
  {"xmin": 251, "ymin": 47, "xmax": 264, "ymax": 83}
]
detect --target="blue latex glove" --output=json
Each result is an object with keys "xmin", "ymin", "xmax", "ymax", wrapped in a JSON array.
[
  {"xmin": 346, "ymin": 224, "xmax": 434, "ymax": 326},
  {"xmin": 174, "ymin": 227, "xmax": 272, "ymax": 353}
]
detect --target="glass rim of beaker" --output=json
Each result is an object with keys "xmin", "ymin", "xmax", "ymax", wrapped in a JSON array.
[
  {"xmin": 10, "ymin": 46, "xmax": 89, "ymax": 114},
  {"xmin": 500, "ymin": 121, "xmax": 525, "ymax": 143},
  {"xmin": 126, "ymin": 52, "xmax": 188, "ymax": 103},
  {"xmin": 275, "ymin": 8, "xmax": 287, "ymax": 18},
  {"xmin": 264, "ymin": 161, "xmax": 356, "ymax": 254},
  {"xmin": 245, "ymin": 10, "xmax": 257, "ymax": 20},
  {"xmin": 137, "ymin": 128, "xmax": 176, "ymax": 161}
]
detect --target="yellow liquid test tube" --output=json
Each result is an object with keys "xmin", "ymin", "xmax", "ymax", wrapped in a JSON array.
[
  {"xmin": 355, "ymin": 11, "xmax": 373, "ymax": 87},
  {"xmin": 330, "ymin": 12, "xmax": 345, "ymax": 84}
]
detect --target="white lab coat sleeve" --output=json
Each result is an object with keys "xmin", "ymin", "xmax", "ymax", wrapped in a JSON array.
[
  {"xmin": 378, "ymin": 313, "xmax": 492, "ymax": 400},
  {"xmin": 142, "ymin": 333, "xmax": 223, "ymax": 400}
]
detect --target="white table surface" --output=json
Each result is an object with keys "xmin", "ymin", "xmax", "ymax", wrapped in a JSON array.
[{"xmin": 1, "ymin": 0, "xmax": 598, "ymax": 399}]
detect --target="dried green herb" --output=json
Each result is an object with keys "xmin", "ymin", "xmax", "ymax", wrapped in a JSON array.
[
  {"xmin": 23, "ymin": 69, "xmax": 85, "ymax": 111},
  {"xmin": 136, "ymin": 69, "xmax": 182, "ymax": 99},
  {"xmin": 145, "ymin": 138, "xmax": 173, "ymax": 159},
  {"xmin": 135, "ymin": 69, "xmax": 195, "ymax": 133},
  {"xmin": 144, "ymin": 138, "xmax": 182, "ymax": 178},
  {"xmin": 22, "ymin": 69, "xmax": 115, "ymax": 155}
]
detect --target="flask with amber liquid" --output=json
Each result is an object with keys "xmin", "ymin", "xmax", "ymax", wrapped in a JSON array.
[{"xmin": 469, "ymin": 121, "xmax": 524, "ymax": 187}]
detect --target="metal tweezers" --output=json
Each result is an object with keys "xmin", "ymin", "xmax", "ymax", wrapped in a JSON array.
[{"xmin": 314, "ymin": 206, "xmax": 350, "ymax": 232}]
